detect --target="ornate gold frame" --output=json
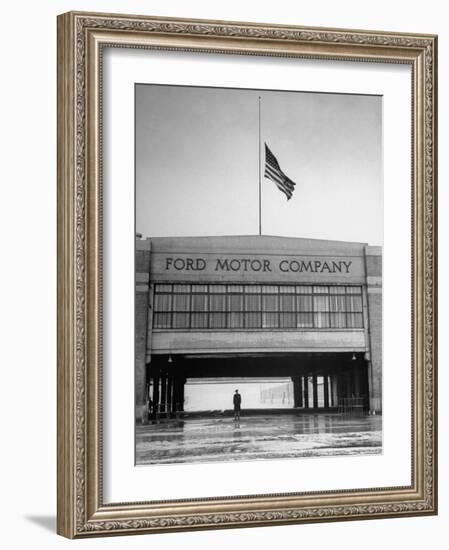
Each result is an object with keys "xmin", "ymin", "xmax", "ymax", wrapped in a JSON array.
[{"xmin": 57, "ymin": 11, "xmax": 438, "ymax": 538}]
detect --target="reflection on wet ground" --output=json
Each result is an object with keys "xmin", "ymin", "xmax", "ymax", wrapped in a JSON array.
[{"xmin": 136, "ymin": 413, "xmax": 382, "ymax": 465}]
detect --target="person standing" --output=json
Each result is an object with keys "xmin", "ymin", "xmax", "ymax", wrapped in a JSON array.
[{"xmin": 233, "ymin": 389, "xmax": 242, "ymax": 421}]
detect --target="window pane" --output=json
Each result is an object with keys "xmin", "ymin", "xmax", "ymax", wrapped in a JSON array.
[
  {"xmin": 296, "ymin": 285, "xmax": 310, "ymax": 294},
  {"xmin": 346, "ymin": 295, "xmax": 363, "ymax": 311},
  {"xmin": 329, "ymin": 286, "xmax": 346, "ymax": 294},
  {"xmin": 154, "ymin": 312, "xmax": 171, "ymax": 328},
  {"xmin": 346, "ymin": 286, "xmax": 362, "ymax": 294},
  {"xmin": 245, "ymin": 294, "xmax": 261, "ymax": 310},
  {"xmin": 262, "ymin": 295, "xmax": 278, "ymax": 311},
  {"xmin": 314, "ymin": 295, "xmax": 329, "ymax": 312},
  {"xmin": 229, "ymin": 294, "xmax": 244, "ymax": 311},
  {"xmin": 154, "ymin": 293, "xmax": 171, "ymax": 311},
  {"xmin": 297, "ymin": 295, "xmax": 313, "ymax": 311},
  {"xmin": 280, "ymin": 312, "xmax": 296, "ymax": 328},
  {"xmin": 297, "ymin": 313, "xmax": 313, "ymax": 327},
  {"xmin": 192, "ymin": 294, "xmax": 208, "ymax": 311},
  {"xmin": 191, "ymin": 284, "xmax": 208, "ymax": 292},
  {"xmin": 173, "ymin": 293, "xmax": 190, "ymax": 311},
  {"xmin": 173, "ymin": 313, "xmax": 189, "ymax": 328},
  {"xmin": 210, "ymin": 294, "xmax": 226, "ymax": 311},
  {"xmin": 191, "ymin": 313, "xmax": 208, "ymax": 328},
  {"xmin": 262, "ymin": 285, "xmax": 278, "ymax": 294},
  {"xmin": 209, "ymin": 285, "xmax": 226, "ymax": 293},
  {"xmin": 279, "ymin": 285, "xmax": 295, "ymax": 293},
  {"xmin": 314, "ymin": 286, "xmax": 329, "ymax": 293},
  {"xmin": 314, "ymin": 312, "xmax": 330, "ymax": 328},
  {"xmin": 155, "ymin": 284, "xmax": 172, "ymax": 293},
  {"xmin": 280, "ymin": 295, "xmax": 295, "ymax": 311},
  {"xmin": 262, "ymin": 312, "xmax": 278, "ymax": 328},
  {"xmin": 210, "ymin": 313, "xmax": 227, "ymax": 328},
  {"xmin": 173, "ymin": 284, "xmax": 190, "ymax": 293},
  {"xmin": 246, "ymin": 312, "xmax": 261, "ymax": 328},
  {"xmin": 245, "ymin": 285, "xmax": 262, "ymax": 293},
  {"xmin": 355, "ymin": 313, "xmax": 364, "ymax": 327},
  {"xmin": 228, "ymin": 285, "xmax": 243, "ymax": 293},
  {"xmin": 228, "ymin": 312, "xmax": 244, "ymax": 328},
  {"xmin": 347, "ymin": 312, "xmax": 364, "ymax": 328},
  {"xmin": 330, "ymin": 312, "xmax": 346, "ymax": 328},
  {"xmin": 329, "ymin": 294, "xmax": 346, "ymax": 312}
]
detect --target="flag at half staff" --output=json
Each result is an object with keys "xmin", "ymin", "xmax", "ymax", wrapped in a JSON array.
[{"xmin": 264, "ymin": 143, "xmax": 296, "ymax": 201}]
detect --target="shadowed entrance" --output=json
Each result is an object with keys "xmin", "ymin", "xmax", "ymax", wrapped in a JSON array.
[{"xmin": 146, "ymin": 352, "xmax": 369, "ymax": 417}]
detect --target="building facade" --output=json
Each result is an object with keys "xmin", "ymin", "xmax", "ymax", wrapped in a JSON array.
[{"xmin": 135, "ymin": 235, "xmax": 382, "ymax": 421}]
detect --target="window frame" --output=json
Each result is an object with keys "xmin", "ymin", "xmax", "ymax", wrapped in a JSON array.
[{"xmin": 152, "ymin": 283, "xmax": 364, "ymax": 330}]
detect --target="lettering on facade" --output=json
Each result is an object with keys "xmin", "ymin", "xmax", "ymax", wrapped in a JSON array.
[{"xmin": 164, "ymin": 256, "xmax": 352, "ymax": 274}]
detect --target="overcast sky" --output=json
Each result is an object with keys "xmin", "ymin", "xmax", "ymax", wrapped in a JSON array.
[{"xmin": 136, "ymin": 84, "xmax": 382, "ymax": 245}]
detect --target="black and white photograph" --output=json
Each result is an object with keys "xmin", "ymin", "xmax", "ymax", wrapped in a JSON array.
[{"xmin": 134, "ymin": 83, "xmax": 383, "ymax": 466}]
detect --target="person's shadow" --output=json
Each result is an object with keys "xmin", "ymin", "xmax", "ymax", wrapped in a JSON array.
[{"xmin": 25, "ymin": 515, "xmax": 56, "ymax": 533}]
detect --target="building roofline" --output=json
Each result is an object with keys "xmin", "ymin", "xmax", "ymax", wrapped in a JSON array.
[{"xmin": 138, "ymin": 234, "xmax": 375, "ymax": 246}]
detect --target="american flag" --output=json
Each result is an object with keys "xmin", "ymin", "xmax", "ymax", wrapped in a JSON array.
[{"xmin": 264, "ymin": 143, "xmax": 296, "ymax": 201}]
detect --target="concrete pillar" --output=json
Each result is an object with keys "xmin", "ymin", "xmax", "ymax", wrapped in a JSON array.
[
  {"xmin": 345, "ymin": 372, "xmax": 352, "ymax": 398},
  {"xmin": 303, "ymin": 376, "xmax": 309, "ymax": 409},
  {"xmin": 172, "ymin": 376, "xmax": 179, "ymax": 413},
  {"xmin": 367, "ymin": 359, "xmax": 381, "ymax": 414},
  {"xmin": 364, "ymin": 245, "xmax": 382, "ymax": 414},
  {"xmin": 337, "ymin": 375, "xmax": 346, "ymax": 411},
  {"xmin": 323, "ymin": 376, "xmax": 330, "ymax": 408},
  {"xmin": 160, "ymin": 373, "xmax": 167, "ymax": 414},
  {"xmin": 292, "ymin": 377, "xmax": 303, "ymax": 408},
  {"xmin": 171, "ymin": 376, "xmax": 176, "ymax": 414},
  {"xmin": 167, "ymin": 375, "xmax": 173, "ymax": 416},
  {"xmin": 332, "ymin": 375, "xmax": 338, "ymax": 407},
  {"xmin": 298, "ymin": 378, "xmax": 303, "ymax": 408},
  {"xmin": 353, "ymin": 365, "xmax": 361, "ymax": 397},
  {"xmin": 135, "ymin": 360, "xmax": 147, "ymax": 423},
  {"xmin": 152, "ymin": 371, "xmax": 160, "ymax": 416},
  {"xmin": 179, "ymin": 378, "xmax": 185, "ymax": 412},
  {"xmin": 135, "ymin": 238, "xmax": 151, "ymax": 423},
  {"xmin": 312, "ymin": 375, "xmax": 318, "ymax": 408}
]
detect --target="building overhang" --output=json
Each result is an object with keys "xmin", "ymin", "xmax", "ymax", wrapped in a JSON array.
[{"xmin": 150, "ymin": 329, "xmax": 366, "ymax": 356}]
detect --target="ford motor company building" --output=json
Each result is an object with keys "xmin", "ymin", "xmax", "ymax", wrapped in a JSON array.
[{"xmin": 135, "ymin": 235, "xmax": 382, "ymax": 422}]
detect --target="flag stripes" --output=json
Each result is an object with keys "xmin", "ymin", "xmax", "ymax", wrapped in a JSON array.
[{"xmin": 264, "ymin": 143, "xmax": 296, "ymax": 200}]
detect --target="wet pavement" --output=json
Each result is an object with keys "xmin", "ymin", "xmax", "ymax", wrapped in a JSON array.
[{"xmin": 135, "ymin": 413, "xmax": 382, "ymax": 465}]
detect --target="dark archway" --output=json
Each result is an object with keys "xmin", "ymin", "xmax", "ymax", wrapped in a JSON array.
[{"xmin": 146, "ymin": 352, "xmax": 369, "ymax": 416}]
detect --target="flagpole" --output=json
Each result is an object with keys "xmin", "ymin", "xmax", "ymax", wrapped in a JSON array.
[{"xmin": 258, "ymin": 96, "xmax": 262, "ymax": 236}]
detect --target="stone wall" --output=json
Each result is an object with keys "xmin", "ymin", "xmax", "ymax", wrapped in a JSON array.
[
  {"xmin": 365, "ymin": 246, "xmax": 382, "ymax": 413},
  {"xmin": 135, "ymin": 238, "xmax": 151, "ymax": 422}
]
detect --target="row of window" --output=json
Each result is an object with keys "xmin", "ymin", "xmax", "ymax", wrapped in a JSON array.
[
  {"xmin": 155, "ymin": 284, "xmax": 362, "ymax": 295},
  {"xmin": 154, "ymin": 293, "xmax": 362, "ymax": 313},
  {"xmin": 152, "ymin": 284, "xmax": 364, "ymax": 330}
]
